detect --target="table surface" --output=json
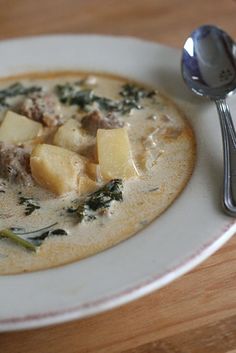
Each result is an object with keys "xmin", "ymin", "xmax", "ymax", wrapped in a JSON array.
[{"xmin": 1, "ymin": 1, "xmax": 236, "ymax": 352}]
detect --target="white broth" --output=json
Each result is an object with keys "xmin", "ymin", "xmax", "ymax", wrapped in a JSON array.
[{"xmin": 0, "ymin": 71, "xmax": 195, "ymax": 274}]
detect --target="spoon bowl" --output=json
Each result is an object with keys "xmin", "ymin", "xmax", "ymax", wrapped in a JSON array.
[
  {"xmin": 182, "ymin": 25, "xmax": 236, "ymax": 98},
  {"xmin": 181, "ymin": 25, "xmax": 236, "ymax": 215}
]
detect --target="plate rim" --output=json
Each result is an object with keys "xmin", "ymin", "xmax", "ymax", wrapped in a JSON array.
[{"xmin": 1, "ymin": 218, "xmax": 235, "ymax": 331}]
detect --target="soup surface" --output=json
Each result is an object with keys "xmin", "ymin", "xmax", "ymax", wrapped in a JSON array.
[{"xmin": 0, "ymin": 71, "xmax": 195, "ymax": 275}]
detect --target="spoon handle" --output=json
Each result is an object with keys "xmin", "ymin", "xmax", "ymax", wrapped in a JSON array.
[{"xmin": 215, "ymin": 99, "xmax": 236, "ymax": 215}]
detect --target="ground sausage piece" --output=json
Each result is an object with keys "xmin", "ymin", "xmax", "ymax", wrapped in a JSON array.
[
  {"xmin": 0, "ymin": 142, "xmax": 32, "ymax": 186},
  {"xmin": 81, "ymin": 110, "xmax": 124, "ymax": 136},
  {"xmin": 19, "ymin": 92, "xmax": 63, "ymax": 127}
]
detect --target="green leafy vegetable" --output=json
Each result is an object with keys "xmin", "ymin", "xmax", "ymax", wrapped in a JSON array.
[
  {"xmin": 118, "ymin": 99, "xmax": 142, "ymax": 115},
  {"xmin": 28, "ymin": 228, "xmax": 68, "ymax": 246},
  {"xmin": 0, "ymin": 82, "xmax": 42, "ymax": 108},
  {"xmin": 68, "ymin": 179, "xmax": 123, "ymax": 222},
  {"xmin": 118, "ymin": 83, "xmax": 156, "ymax": 114},
  {"xmin": 55, "ymin": 81, "xmax": 155, "ymax": 115},
  {"xmin": 18, "ymin": 196, "xmax": 41, "ymax": 216},
  {"xmin": 56, "ymin": 83, "xmax": 112, "ymax": 111},
  {"xmin": 0, "ymin": 181, "xmax": 6, "ymax": 194},
  {"xmin": 119, "ymin": 83, "xmax": 156, "ymax": 101},
  {"xmin": 0, "ymin": 223, "xmax": 68, "ymax": 251},
  {"xmin": 56, "ymin": 82, "xmax": 92, "ymax": 107},
  {"xmin": 93, "ymin": 96, "xmax": 120, "ymax": 112}
]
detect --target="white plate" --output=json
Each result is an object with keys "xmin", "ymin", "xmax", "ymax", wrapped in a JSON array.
[{"xmin": 0, "ymin": 35, "xmax": 235, "ymax": 332}]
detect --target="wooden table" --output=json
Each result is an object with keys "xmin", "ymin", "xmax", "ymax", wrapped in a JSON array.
[{"xmin": 1, "ymin": 1, "xmax": 236, "ymax": 352}]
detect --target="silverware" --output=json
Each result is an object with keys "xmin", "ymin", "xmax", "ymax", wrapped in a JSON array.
[{"xmin": 181, "ymin": 24, "xmax": 236, "ymax": 216}]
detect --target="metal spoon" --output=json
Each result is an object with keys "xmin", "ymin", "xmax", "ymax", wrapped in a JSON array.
[{"xmin": 181, "ymin": 24, "xmax": 236, "ymax": 216}]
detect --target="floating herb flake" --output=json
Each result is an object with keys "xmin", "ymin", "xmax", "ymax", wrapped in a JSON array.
[
  {"xmin": 0, "ymin": 223, "xmax": 67, "ymax": 251},
  {"xmin": 119, "ymin": 83, "xmax": 156, "ymax": 101},
  {"xmin": 28, "ymin": 228, "xmax": 68, "ymax": 246},
  {"xmin": 55, "ymin": 82, "xmax": 151, "ymax": 115},
  {"xmin": 0, "ymin": 181, "xmax": 6, "ymax": 194},
  {"xmin": 68, "ymin": 179, "xmax": 123, "ymax": 222},
  {"xmin": 0, "ymin": 82, "xmax": 42, "ymax": 108},
  {"xmin": 18, "ymin": 196, "xmax": 41, "ymax": 215}
]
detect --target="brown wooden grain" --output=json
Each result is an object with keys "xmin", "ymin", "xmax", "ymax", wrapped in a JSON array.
[
  {"xmin": 0, "ymin": 0, "xmax": 235, "ymax": 47},
  {"xmin": 0, "ymin": 0, "xmax": 236, "ymax": 352}
]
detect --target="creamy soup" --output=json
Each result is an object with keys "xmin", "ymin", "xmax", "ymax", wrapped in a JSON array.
[{"xmin": 0, "ymin": 71, "xmax": 195, "ymax": 275}]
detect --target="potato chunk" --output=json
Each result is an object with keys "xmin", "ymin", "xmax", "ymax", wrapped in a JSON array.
[
  {"xmin": 0, "ymin": 111, "xmax": 43, "ymax": 144},
  {"xmin": 97, "ymin": 128, "xmax": 138, "ymax": 180},
  {"xmin": 53, "ymin": 119, "xmax": 93, "ymax": 153},
  {"xmin": 30, "ymin": 144, "xmax": 85, "ymax": 195},
  {"xmin": 78, "ymin": 176, "xmax": 99, "ymax": 196}
]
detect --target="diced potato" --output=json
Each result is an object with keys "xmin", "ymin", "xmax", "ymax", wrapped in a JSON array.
[
  {"xmin": 97, "ymin": 128, "xmax": 138, "ymax": 180},
  {"xmin": 53, "ymin": 119, "xmax": 94, "ymax": 153},
  {"xmin": 78, "ymin": 176, "xmax": 99, "ymax": 196},
  {"xmin": 30, "ymin": 144, "xmax": 85, "ymax": 195},
  {"xmin": 0, "ymin": 110, "xmax": 43, "ymax": 144},
  {"xmin": 86, "ymin": 162, "xmax": 102, "ymax": 182}
]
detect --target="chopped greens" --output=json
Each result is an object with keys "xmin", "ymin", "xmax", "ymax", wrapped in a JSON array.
[
  {"xmin": 94, "ymin": 96, "xmax": 142, "ymax": 115},
  {"xmin": 118, "ymin": 83, "xmax": 156, "ymax": 114},
  {"xmin": 55, "ymin": 81, "xmax": 155, "ymax": 115},
  {"xmin": 56, "ymin": 87, "xmax": 141, "ymax": 115},
  {"xmin": 56, "ymin": 82, "xmax": 91, "ymax": 107},
  {"xmin": 0, "ymin": 223, "xmax": 68, "ymax": 251},
  {"xmin": 93, "ymin": 96, "xmax": 120, "ymax": 112},
  {"xmin": 28, "ymin": 228, "xmax": 68, "ymax": 247},
  {"xmin": 18, "ymin": 196, "xmax": 41, "ymax": 216},
  {"xmin": 119, "ymin": 83, "xmax": 156, "ymax": 101},
  {"xmin": 0, "ymin": 82, "xmax": 42, "ymax": 108},
  {"xmin": 0, "ymin": 181, "xmax": 6, "ymax": 194},
  {"xmin": 55, "ymin": 82, "xmax": 78, "ymax": 103},
  {"xmin": 118, "ymin": 99, "xmax": 142, "ymax": 115},
  {"xmin": 55, "ymin": 83, "xmax": 116, "ymax": 112},
  {"xmin": 68, "ymin": 179, "xmax": 123, "ymax": 222}
]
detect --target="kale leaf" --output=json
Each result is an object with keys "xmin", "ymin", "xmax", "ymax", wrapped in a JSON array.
[
  {"xmin": 55, "ymin": 81, "xmax": 155, "ymax": 115},
  {"xmin": 119, "ymin": 83, "xmax": 156, "ymax": 101},
  {"xmin": 0, "ymin": 223, "xmax": 67, "ymax": 252},
  {"xmin": 68, "ymin": 179, "xmax": 123, "ymax": 222},
  {"xmin": 18, "ymin": 196, "xmax": 41, "ymax": 216},
  {"xmin": 0, "ymin": 82, "xmax": 42, "ymax": 107},
  {"xmin": 28, "ymin": 228, "xmax": 68, "ymax": 246},
  {"xmin": 55, "ymin": 82, "xmax": 91, "ymax": 107}
]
